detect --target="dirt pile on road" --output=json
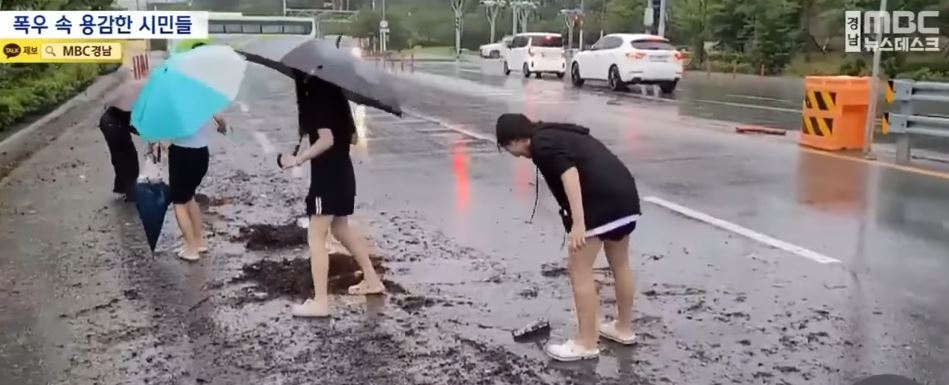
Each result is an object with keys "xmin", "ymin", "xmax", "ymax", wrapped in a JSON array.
[
  {"xmin": 233, "ymin": 255, "xmax": 389, "ymax": 299},
  {"xmin": 233, "ymin": 223, "xmax": 307, "ymax": 250}
]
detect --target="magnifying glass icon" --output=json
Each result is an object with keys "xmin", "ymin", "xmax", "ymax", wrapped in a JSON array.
[{"xmin": 44, "ymin": 46, "xmax": 56, "ymax": 56}]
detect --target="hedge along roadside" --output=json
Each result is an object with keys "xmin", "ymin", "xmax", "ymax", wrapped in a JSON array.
[{"xmin": 0, "ymin": 63, "xmax": 119, "ymax": 135}]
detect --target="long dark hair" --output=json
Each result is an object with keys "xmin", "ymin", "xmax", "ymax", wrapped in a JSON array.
[{"xmin": 295, "ymin": 73, "xmax": 356, "ymax": 141}]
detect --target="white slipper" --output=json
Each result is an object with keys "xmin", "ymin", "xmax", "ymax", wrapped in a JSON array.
[
  {"xmin": 347, "ymin": 280, "xmax": 385, "ymax": 295},
  {"xmin": 291, "ymin": 299, "xmax": 330, "ymax": 318},
  {"xmin": 177, "ymin": 249, "xmax": 200, "ymax": 262},
  {"xmin": 599, "ymin": 320, "xmax": 637, "ymax": 345},
  {"xmin": 175, "ymin": 245, "xmax": 208, "ymax": 254},
  {"xmin": 545, "ymin": 340, "xmax": 599, "ymax": 362}
]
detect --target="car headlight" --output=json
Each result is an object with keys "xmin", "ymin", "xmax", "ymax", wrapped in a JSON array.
[{"xmin": 351, "ymin": 47, "xmax": 362, "ymax": 57}]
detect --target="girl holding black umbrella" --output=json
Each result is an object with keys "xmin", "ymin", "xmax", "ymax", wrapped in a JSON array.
[{"xmin": 279, "ymin": 72, "xmax": 386, "ymax": 318}]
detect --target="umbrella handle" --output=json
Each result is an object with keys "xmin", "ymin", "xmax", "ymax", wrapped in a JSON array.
[{"xmin": 277, "ymin": 136, "xmax": 304, "ymax": 169}]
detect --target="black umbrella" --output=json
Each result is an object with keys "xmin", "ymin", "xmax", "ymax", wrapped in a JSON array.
[
  {"xmin": 236, "ymin": 36, "xmax": 402, "ymax": 117},
  {"xmin": 133, "ymin": 149, "xmax": 171, "ymax": 253}
]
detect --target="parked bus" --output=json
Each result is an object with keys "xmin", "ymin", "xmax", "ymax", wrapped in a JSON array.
[{"xmin": 167, "ymin": 13, "xmax": 317, "ymax": 54}]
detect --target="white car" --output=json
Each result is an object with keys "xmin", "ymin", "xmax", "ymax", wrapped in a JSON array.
[
  {"xmin": 570, "ymin": 34, "xmax": 684, "ymax": 93},
  {"xmin": 480, "ymin": 36, "xmax": 511, "ymax": 59},
  {"xmin": 503, "ymin": 32, "xmax": 566, "ymax": 79}
]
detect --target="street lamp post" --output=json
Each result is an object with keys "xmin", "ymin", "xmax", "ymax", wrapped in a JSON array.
[
  {"xmin": 578, "ymin": 0, "xmax": 584, "ymax": 50},
  {"xmin": 863, "ymin": 0, "xmax": 889, "ymax": 158},
  {"xmin": 657, "ymin": 0, "xmax": 667, "ymax": 36}
]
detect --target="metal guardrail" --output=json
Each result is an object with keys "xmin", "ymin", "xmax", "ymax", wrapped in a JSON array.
[{"xmin": 887, "ymin": 80, "xmax": 949, "ymax": 163}]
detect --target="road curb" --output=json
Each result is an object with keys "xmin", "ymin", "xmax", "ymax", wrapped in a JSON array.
[{"xmin": 0, "ymin": 70, "xmax": 124, "ymax": 182}]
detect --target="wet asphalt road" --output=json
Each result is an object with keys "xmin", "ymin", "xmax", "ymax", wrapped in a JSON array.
[
  {"xmin": 1, "ymin": 59, "xmax": 949, "ymax": 385},
  {"xmin": 427, "ymin": 58, "xmax": 949, "ymax": 152}
]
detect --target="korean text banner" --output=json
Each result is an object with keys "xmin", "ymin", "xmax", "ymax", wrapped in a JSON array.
[
  {"xmin": 1, "ymin": 39, "xmax": 124, "ymax": 63},
  {"xmin": 0, "ymin": 11, "xmax": 209, "ymax": 39}
]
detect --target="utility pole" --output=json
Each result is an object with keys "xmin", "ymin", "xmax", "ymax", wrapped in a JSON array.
[
  {"xmin": 512, "ymin": 3, "xmax": 518, "ymax": 34},
  {"xmin": 578, "ymin": 0, "xmax": 584, "ymax": 50},
  {"xmin": 281, "ymin": 0, "xmax": 286, "ymax": 16},
  {"xmin": 863, "ymin": 0, "xmax": 888, "ymax": 158},
  {"xmin": 657, "ymin": 0, "xmax": 667, "ymax": 36},
  {"xmin": 379, "ymin": 0, "xmax": 388, "ymax": 52},
  {"xmin": 451, "ymin": 0, "xmax": 465, "ymax": 57}
]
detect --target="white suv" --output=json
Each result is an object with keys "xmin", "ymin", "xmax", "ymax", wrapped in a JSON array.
[
  {"xmin": 570, "ymin": 34, "xmax": 684, "ymax": 93},
  {"xmin": 503, "ymin": 32, "xmax": 566, "ymax": 79},
  {"xmin": 480, "ymin": 36, "xmax": 512, "ymax": 58}
]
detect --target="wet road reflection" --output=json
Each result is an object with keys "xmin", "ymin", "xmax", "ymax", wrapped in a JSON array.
[{"xmin": 450, "ymin": 138, "xmax": 470, "ymax": 215}]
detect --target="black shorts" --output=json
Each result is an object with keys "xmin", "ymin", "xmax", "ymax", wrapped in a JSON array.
[
  {"xmin": 306, "ymin": 158, "xmax": 356, "ymax": 217},
  {"xmin": 168, "ymin": 145, "xmax": 209, "ymax": 204},
  {"xmin": 596, "ymin": 221, "xmax": 637, "ymax": 241},
  {"xmin": 305, "ymin": 190, "xmax": 355, "ymax": 217}
]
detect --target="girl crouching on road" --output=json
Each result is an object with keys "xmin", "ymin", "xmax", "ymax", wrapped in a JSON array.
[
  {"xmin": 496, "ymin": 113, "xmax": 641, "ymax": 361},
  {"xmin": 280, "ymin": 72, "xmax": 385, "ymax": 318}
]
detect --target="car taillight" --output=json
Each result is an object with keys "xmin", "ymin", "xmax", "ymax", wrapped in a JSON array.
[
  {"xmin": 528, "ymin": 48, "xmax": 535, "ymax": 57},
  {"xmin": 674, "ymin": 51, "xmax": 684, "ymax": 61},
  {"xmin": 626, "ymin": 51, "xmax": 646, "ymax": 60}
]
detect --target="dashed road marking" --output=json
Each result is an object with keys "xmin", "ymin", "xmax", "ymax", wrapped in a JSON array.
[
  {"xmin": 643, "ymin": 196, "xmax": 841, "ymax": 264},
  {"xmin": 405, "ymin": 108, "xmax": 497, "ymax": 143}
]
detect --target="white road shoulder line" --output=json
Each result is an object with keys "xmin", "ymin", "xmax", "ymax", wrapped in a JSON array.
[{"xmin": 643, "ymin": 196, "xmax": 841, "ymax": 264}]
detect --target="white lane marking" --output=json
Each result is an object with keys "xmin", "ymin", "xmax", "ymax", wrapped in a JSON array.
[
  {"xmin": 405, "ymin": 108, "xmax": 497, "ymax": 143},
  {"xmin": 690, "ymin": 98, "xmax": 801, "ymax": 113},
  {"xmin": 253, "ymin": 131, "xmax": 276, "ymax": 154},
  {"xmin": 727, "ymin": 94, "xmax": 790, "ymax": 103},
  {"xmin": 458, "ymin": 69, "xmax": 484, "ymax": 75},
  {"xmin": 643, "ymin": 196, "xmax": 841, "ymax": 264}
]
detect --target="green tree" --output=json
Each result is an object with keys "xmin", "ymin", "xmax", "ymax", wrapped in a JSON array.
[
  {"xmin": 745, "ymin": 0, "xmax": 797, "ymax": 73},
  {"xmin": 603, "ymin": 0, "xmax": 645, "ymax": 33},
  {"xmin": 350, "ymin": 9, "xmax": 409, "ymax": 50}
]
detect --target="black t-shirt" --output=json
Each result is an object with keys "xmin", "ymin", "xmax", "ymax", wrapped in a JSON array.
[
  {"xmin": 296, "ymin": 75, "xmax": 356, "ymax": 195},
  {"xmin": 529, "ymin": 122, "xmax": 641, "ymax": 230}
]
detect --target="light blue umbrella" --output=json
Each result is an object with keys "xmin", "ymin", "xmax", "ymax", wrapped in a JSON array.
[{"xmin": 132, "ymin": 45, "xmax": 247, "ymax": 141}]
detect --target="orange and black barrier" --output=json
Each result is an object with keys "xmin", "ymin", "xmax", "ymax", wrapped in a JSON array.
[{"xmin": 800, "ymin": 76, "xmax": 870, "ymax": 151}]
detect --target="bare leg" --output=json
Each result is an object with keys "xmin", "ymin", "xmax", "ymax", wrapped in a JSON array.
[
  {"xmin": 309, "ymin": 215, "xmax": 334, "ymax": 305},
  {"xmin": 604, "ymin": 236, "xmax": 636, "ymax": 337},
  {"xmin": 331, "ymin": 216, "xmax": 385, "ymax": 294},
  {"xmin": 174, "ymin": 202, "xmax": 199, "ymax": 260},
  {"xmin": 186, "ymin": 200, "xmax": 206, "ymax": 251},
  {"xmin": 568, "ymin": 238, "xmax": 603, "ymax": 350}
]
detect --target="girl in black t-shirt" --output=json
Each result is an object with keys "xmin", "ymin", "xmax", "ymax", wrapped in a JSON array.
[
  {"xmin": 496, "ymin": 113, "xmax": 641, "ymax": 361},
  {"xmin": 280, "ymin": 73, "xmax": 386, "ymax": 318}
]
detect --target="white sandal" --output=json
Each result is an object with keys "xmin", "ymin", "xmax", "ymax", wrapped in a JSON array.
[
  {"xmin": 347, "ymin": 280, "xmax": 385, "ymax": 295},
  {"xmin": 599, "ymin": 320, "xmax": 637, "ymax": 345},
  {"xmin": 545, "ymin": 340, "xmax": 600, "ymax": 362},
  {"xmin": 291, "ymin": 299, "xmax": 330, "ymax": 318}
]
